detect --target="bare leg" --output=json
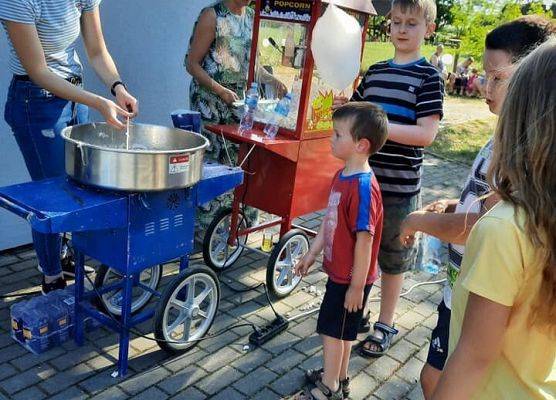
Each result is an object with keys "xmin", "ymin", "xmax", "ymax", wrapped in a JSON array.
[
  {"xmin": 307, "ymin": 334, "xmax": 342, "ymax": 399},
  {"xmin": 420, "ymin": 363, "xmax": 442, "ymax": 399},
  {"xmin": 363, "ymin": 272, "xmax": 404, "ymax": 351},
  {"xmin": 340, "ymin": 340, "xmax": 352, "ymax": 381}
]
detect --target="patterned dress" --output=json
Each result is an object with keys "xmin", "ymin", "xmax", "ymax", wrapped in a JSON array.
[{"xmin": 186, "ymin": 2, "xmax": 257, "ymax": 231}]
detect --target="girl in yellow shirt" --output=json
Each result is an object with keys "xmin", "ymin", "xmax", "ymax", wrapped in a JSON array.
[{"xmin": 432, "ymin": 39, "xmax": 556, "ymax": 399}]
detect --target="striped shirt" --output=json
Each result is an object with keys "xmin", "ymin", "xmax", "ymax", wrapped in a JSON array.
[
  {"xmin": 0, "ymin": 0, "xmax": 101, "ymax": 78},
  {"xmin": 444, "ymin": 138, "xmax": 493, "ymax": 309},
  {"xmin": 352, "ymin": 58, "xmax": 444, "ymax": 197}
]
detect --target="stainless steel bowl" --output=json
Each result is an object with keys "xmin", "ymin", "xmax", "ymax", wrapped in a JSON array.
[{"xmin": 61, "ymin": 122, "xmax": 209, "ymax": 191}]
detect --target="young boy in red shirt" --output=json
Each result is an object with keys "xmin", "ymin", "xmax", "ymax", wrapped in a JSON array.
[{"xmin": 294, "ymin": 102, "xmax": 388, "ymax": 400}]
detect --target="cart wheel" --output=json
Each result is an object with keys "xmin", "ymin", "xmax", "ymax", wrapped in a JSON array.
[
  {"xmin": 94, "ymin": 264, "xmax": 163, "ymax": 316},
  {"xmin": 266, "ymin": 229, "xmax": 308, "ymax": 298},
  {"xmin": 203, "ymin": 207, "xmax": 247, "ymax": 271},
  {"xmin": 154, "ymin": 267, "xmax": 219, "ymax": 353}
]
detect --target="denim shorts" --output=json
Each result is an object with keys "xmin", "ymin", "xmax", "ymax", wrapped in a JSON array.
[{"xmin": 378, "ymin": 194, "xmax": 421, "ymax": 274}]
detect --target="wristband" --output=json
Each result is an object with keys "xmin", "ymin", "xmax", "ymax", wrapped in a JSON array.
[{"xmin": 110, "ymin": 81, "xmax": 126, "ymax": 96}]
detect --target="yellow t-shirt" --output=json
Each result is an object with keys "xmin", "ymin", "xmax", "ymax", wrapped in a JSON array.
[{"xmin": 449, "ymin": 202, "xmax": 556, "ymax": 399}]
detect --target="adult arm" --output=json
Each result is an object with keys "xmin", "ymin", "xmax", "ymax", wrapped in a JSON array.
[
  {"xmin": 401, "ymin": 193, "xmax": 500, "ymax": 246},
  {"xmin": 5, "ymin": 21, "xmax": 130, "ymax": 129},
  {"xmin": 80, "ymin": 7, "xmax": 138, "ymax": 116},
  {"xmin": 185, "ymin": 8, "xmax": 238, "ymax": 105},
  {"xmin": 431, "ymin": 293, "xmax": 511, "ymax": 399}
]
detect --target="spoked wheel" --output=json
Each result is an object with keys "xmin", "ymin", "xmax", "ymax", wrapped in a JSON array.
[
  {"xmin": 93, "ymin": 264, "xmax": 163, "ymax": 316},
  {"xmin": 203, "ymin": 207, "xmax": 247, "ymax": 271},
  {"xmin": 266, "ymin": 229, "xmax": 308, "ymax": 298},
  {"xmin": 154, "ymin": 267, "xmax": 219, "ymax": 353}
]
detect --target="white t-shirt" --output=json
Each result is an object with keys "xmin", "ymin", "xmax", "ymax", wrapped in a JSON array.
[{"xmin": 444, "ymin": 138, "xmax": 493, "ymax": 309}]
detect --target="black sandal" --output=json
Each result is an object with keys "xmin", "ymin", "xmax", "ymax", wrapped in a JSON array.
[
  {"xmin": 305, "ymin": 368, "xmax": 350, "ymax": 399},
  {"xmin": 301, "ymin": 380, "xmax": 344, "ymax": 400},
  {"xmin": 359, "ymin": 321, "xmax": 399, "ymax": 358}
]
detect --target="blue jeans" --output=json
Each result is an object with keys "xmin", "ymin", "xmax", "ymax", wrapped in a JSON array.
[{"xmin": 4, "ymin": 78, "xmax": 89, "ymax": 277}]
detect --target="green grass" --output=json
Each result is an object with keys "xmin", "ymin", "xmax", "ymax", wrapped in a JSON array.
[
  {"xmin": 429, "ymin": 118, "xmax": 495, "ymax": 165},
  {"xmin": 361, "ymin": 41, "xmax": 438, "ymax": 70}
]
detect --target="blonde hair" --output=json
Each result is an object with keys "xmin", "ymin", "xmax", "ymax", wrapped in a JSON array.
[
  {"xmin": 391, "ymin": 0, "xmax": 437, "ymax": 24},
  {"xmin": 488, "ymin": 39, "xmax": 556, "ymax": 334}
]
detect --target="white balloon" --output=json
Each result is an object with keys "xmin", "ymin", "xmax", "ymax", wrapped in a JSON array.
[
  {"xmin": 441, "ymin": 53, "xmax": 454, "ymax": 66},
  {"xmin": 311, "ymin": 4, "xmax": 362, "ymax": 90}
]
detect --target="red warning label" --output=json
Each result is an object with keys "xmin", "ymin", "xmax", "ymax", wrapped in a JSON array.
[{"xmin": 169, "ymin": 154, "xmax": 190, "ymax": 174}]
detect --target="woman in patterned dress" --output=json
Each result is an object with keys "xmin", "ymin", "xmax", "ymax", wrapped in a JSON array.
[{"xmin": 185, "ymin": 0, "xmax": 285, "ymax": 232}]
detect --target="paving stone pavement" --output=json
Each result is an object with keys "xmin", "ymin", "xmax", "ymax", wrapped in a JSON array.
[{"xmin": 0, "ymin": 155, "xmax": 468, "ymax": 399}]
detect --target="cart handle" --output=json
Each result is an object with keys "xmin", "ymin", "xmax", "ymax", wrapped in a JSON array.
[{"xmin": 0, "ymin": 195, "xmax": 47, "ymax": 224}]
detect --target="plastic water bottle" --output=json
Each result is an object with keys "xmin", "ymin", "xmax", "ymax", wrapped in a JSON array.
[
  {"xmin": 22, "ymin": 299, "xmax": 50, "ymax": 353},
  {"xmin": 239, "ymin": 82, "xmax": 259, "ymax": 133},
  {"xmin": 264, "ymin": 94, "xmax": 292, "ymax": 139},
  {"xmin": 420, "ymin": 234, "xmax": 443, "ymax": 275},
  {"xmin": 48, "ymin": 291, "xmax": 71, "ymax": 345}
]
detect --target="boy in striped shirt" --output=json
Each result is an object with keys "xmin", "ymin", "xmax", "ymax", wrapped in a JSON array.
[{"xmin": 335, "ymin": 0, "xmax": 444, "ymax": 358}]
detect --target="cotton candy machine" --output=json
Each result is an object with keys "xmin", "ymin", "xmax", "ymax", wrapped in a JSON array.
[
  {"xmin": 0, "ymin": 115, "xmax": 242, "ymax": 377},
  {"xmin": 62, "ymin": 122, "xmax": 209, "ymax": 191}
]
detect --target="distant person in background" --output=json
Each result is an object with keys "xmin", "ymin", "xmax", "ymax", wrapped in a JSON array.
[
  {"xmin": 454, "ymin": 57, "xmax": 474, "ymax": 95},
  {"xmin": 465, "ymin": 68, "xmax": 484, "ymax": 97},
  {"xmin": 430, "ymin": 44, "xmax": 445, "ymax": 74}
]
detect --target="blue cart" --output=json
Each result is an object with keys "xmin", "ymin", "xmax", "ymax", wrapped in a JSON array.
[{"xmin": 0, "ymin": 163, "xmax": 242, "ymax": 377}]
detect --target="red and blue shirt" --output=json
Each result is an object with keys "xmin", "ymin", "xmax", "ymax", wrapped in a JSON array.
[{"xmin": 322, "ymin": 169, "xmax": 383, "ymax": 285}]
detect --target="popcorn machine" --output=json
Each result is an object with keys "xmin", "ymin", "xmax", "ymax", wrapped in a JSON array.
[{"xmin": 204, "ymin": 0, "xmax": 376, "ymax": 298}]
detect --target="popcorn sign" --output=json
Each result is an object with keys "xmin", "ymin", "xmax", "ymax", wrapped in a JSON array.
[{"xmin": 261, "ymin": 0, "xmax": 312, "ymax": 22}]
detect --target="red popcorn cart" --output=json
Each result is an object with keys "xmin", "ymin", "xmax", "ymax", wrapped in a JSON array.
[{"xmin": 204, "ymin": 0, "xmax": 376, "ymax": 298}]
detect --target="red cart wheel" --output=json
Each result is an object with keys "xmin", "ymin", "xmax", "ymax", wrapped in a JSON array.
[
  {"xmin": 203, "ymin": 208, "xmax": 248, "ymax": 271},
  {"xmin": 266, "ymin": 229, "xmax": 308, "ymax": 298}
]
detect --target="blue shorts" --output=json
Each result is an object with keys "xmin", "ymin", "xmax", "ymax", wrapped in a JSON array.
[{"xmin": 426, "ymin": 300, "xmax": 451, "ymax": 370}]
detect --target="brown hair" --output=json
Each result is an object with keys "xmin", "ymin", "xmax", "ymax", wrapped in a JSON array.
[
  {"xmin": 332, "ymin": 102, "xmax": 388, "ymax": 155},
  {"xmin": 488, "ymin": 39, "xmax": 556, "ymax": 335},
  {"xmin": 391, "ymin": 0, "xmax": 437, "ymax": 24}
]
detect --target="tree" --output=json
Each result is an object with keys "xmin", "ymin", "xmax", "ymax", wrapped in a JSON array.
[
  {"xmin": 448, "ymin": 0, "xmax": 553, "ymax": 63},
  {"xmin": 436, "ymin": 0, "xmax": 457, "ymax": 30}
]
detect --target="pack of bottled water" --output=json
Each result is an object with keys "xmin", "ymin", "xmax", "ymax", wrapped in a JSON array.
[{"xmin": 10, "ymin": 285, "xmax": 99, "ymax": 354}]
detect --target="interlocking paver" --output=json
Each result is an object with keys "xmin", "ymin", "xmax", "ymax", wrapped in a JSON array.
[
  {"xmin": 269, "ymin": 367, "xmax": 305, "ymax": 397},
  {"xmin": 374, "ymin": 376, "xmax": 413, "ymax": 400},
  {"xmin": 118, "ymin": 366, "xmax": 171, "ymax": 395},
  {"xmin": 169, "ymin": 387, "xmax": 206, "ymax": 400},
  {"xmin": 156, "ymin": 364, "xmax": 208, "ymax": 394},
  {"xmin": 195, "ymin": 366, "xmax": 243, "ymax": 395},
  {"xmin": 349, "ymin": 372, "xmax": 379, "ymax": 400},
  {"xmin": 231, "ymin": 347, "xmax": 273, "ymax": 374},
  {"xmin": 39, "ymin": 363, "xmax": 95, "ymax": 395},
  {"xmin": 0, "ymin": 154, "xmax": 467, "ymax": 400},
  {"xmin": 11, "ymin": 386, "xmax": 47, "ymax": 400},
  {"xmin": 233, "ymin": 366, "xmax": 278, "ymax": 395},
  {"xmin": 130, "ymin": 386, "xmax": 169, "ymax": 400}
]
